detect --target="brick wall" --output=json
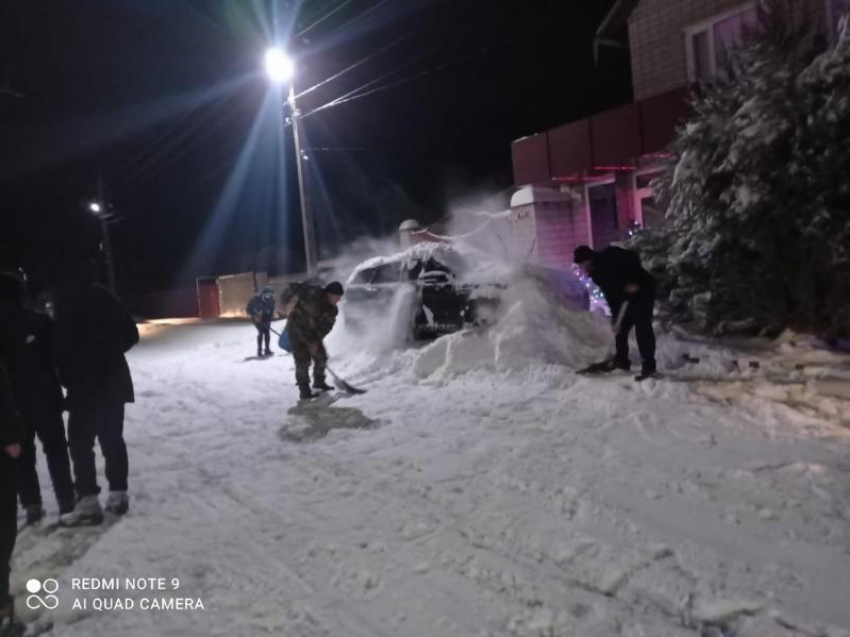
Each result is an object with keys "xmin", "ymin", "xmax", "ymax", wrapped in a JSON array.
[
  {"xmin": 629, "ymin": 0, "xmax": 826, "ymax": 100},
  {"xmin": 533, "ymin": 202, "xmax": 589, "ymax": 268}
]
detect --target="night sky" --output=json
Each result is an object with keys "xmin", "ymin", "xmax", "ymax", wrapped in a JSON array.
[{"xmin": 0, "ymin": 0, "xmax": 630, "ymax": 293}]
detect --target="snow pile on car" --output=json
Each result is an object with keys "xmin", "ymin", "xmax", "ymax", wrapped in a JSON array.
[{"xmin": 411, "ymin": 266, "xmax": 611, "ymax": 380}]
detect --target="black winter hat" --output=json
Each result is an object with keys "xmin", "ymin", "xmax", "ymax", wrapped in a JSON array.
[
  {"xmin": 573, "ymin": 245, "xmax": 595, "ymax": 264},
  {"xmin": 324, "ymin": 281, "xmax": 344, "ymax": 296}
]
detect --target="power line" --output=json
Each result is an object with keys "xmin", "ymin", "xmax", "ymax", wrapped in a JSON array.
[
  {"xmin": 317, "ymin": 41, "xmax": 442, "ymax": 108},
  {"xmin": 330, "ymin": 0, "xmax": 396, "ymax": 36},
  {"xmin": 297, "ymin": 0, "xmax": 357, "ymax": 37},
  {"xmin": 294, "ymin": 32, "xmax": 408, "ymax": 101},
  {"xmin": 302, "ymin": 66, "xmax": 435, "ymax": 121},
  {"xmin": 298, "ymin": 32, "xmax": 516, "ymax": 121}
]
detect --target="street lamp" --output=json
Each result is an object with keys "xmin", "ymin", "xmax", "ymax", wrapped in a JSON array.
[
  {"xmin": 264, "ymin": 48, "xmax": 294, "ymax": 84},
  {"xmin": 89, "ymin": 198, "xmax": 117, "ymax": 295},
  {"xmin": 265, "ymin": 47, "xmax": 318, "ymax": 278}
]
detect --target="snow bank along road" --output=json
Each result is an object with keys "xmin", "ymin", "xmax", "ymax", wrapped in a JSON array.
[{"xmin": 11, "ymin": 319, "xmax": 850, "ymax": 637}]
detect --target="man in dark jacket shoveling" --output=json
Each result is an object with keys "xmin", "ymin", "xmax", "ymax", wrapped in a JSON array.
[
  {"xmin": 574, "ymin": 245, "xmax": 657, "ymax": 380},
  {"xmin": 280, "ymin": 282, "xmax": 343, "ymax": 400}
]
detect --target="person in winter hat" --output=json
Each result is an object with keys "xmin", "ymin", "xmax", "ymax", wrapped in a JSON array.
[
  {"xmin": 246, "ymin": 285, "xmax": 276, "ymax": 357},
  {"xmin": 574, "ymin": 245, "xmax": 657, "ymax": 379},
  {"xmin": 0, "ymin": 273, "xmax": 76, "ymax": 525},
  {"xmin": 53, "ymin": 278, "xmax": 139, "ymax": 525},
  {"xmin": 0, "ymin": 358, "xmax": 24, "ymax": 636},
  {"xmin": 280, "ymin": 281, "xmax": 343, "ymax": 400}
]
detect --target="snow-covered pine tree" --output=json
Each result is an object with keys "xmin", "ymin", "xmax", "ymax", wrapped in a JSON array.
[
  {"xmin": 791, "ymin": 15, "xmax": 850, "ymax": 336},
  {"xmin": 632, "ymin": 0, "xmax": 850, "ymax": 338}
]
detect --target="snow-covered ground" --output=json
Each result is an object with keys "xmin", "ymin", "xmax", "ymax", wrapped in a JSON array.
[{"xmin": 10, "ymin": 286, "xmax": 850, "ymax": 637}]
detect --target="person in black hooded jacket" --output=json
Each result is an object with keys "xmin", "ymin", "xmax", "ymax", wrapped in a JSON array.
[
  {"xmin": 574, "ymin": 245, "xmax": 657, "ymax": 379},
  {"xmin": 0, "ymin": 273, "xmax": 75, "ymax": 525},
  {"xmin": 246, "ymin": 286, "xmax": 276, "ymax": 357},
  {"xmin": 53, "ymin": 282, "xmax": 139, "ymax": 525},
  {"xmin": 0, "ymin": 358, "xmax": 24, "ymax": 634}
]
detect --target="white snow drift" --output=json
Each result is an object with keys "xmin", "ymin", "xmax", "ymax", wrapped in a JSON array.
[{"xmin": 9, "ymin": 282, "xmax": 850, "ymax": 637}]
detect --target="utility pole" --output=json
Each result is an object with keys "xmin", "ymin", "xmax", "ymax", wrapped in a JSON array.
[
  {"xmin": 288, "ymin": 85, "xmax": 318, "ymax": 278},
  {"xmin": 93, "ymin": 178, "xmax": 118, "ymax": 295}
]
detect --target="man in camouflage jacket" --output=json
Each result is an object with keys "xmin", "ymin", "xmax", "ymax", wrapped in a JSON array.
[{"xmin": 280, "ymin": 281, "xmax": 344, "ymax": 399}]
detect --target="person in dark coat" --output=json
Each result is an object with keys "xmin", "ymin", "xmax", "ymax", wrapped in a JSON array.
[
  {"xmin": 53, "ymin": 282, "xmax": 139, "ymax": 525},
  {"xmin": 246, "ymin": 286, "xmax": 276, "ymax": 357},
  {"xmin": 280, "ymin": 282, "xmax": 343, "ymax": 400},
  {"xmin": 574, "ymin": 245, "xmax": 657, "ymax": 378},
  {"xmin": 0, "ymin": 358, "xmax": 24, "ymax": 634},
  {"xmin": 0, "ymin": 273, "xmax": 75, "ymax": 525}
]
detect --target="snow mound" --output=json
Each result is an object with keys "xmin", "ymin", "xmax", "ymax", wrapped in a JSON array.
[{"xmin": 412, "ymin": 267, "xmax": 611, "ymax": 380}]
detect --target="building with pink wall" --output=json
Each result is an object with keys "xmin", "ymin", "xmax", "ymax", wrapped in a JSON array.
[{"xmin": 510, "ymin": 0, "xmax": 848, "ymax": 269}]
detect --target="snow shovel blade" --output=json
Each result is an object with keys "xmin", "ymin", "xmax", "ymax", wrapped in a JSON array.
[
  {"xmin": 327, "ymin": 365, "xmax": 367, "ymax": 395},
  {"xmin": 576, "ymin": 360, "xmax": 613, "ymax": 375},
  {"xmin": 577, "ymin": 302, "xmax": 630, "ymax": 376}
]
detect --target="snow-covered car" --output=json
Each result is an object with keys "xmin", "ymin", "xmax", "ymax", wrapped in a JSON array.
[{"xmin": 343, "ymin": 243, "xmax": 589, "ymax": 340}]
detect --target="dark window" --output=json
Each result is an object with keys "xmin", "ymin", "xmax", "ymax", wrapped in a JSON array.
[
  {"xmin": 588, "ymin": 182, "xmax": 619, "ymax": 249},
  {"xmin": 351, "ymin": 268, "xmax": 375, "ymax": 284},
  {"xmin": 370, "ymin": 263, "xmax": 402, "ymax": 284}
]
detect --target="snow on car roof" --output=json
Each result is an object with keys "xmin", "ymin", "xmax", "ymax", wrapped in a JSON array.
[{"xmin": 348, "ymin": 242, "xmax": 470, "ymax": 282}]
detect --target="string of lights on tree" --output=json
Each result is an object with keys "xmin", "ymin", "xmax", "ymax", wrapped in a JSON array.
[
  {"xmin": 626, "ymin": 221, "xmax": 642, "ymax": 238},
  {"xmin": 571, "ymin": 264, "xmax": 607, "ymax": 306}
]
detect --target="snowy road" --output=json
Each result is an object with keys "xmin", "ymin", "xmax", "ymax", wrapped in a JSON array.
[{"xmin": 12, "ymin": 319, "xmax": 850, "ymax": 637}]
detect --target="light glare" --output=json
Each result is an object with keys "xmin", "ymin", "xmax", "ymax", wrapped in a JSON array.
[{"xmin": 265, "ymin": 48, "xmax": 294, "ymax": 84}]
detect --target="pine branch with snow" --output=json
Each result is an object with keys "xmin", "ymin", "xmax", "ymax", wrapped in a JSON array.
[{"xmin": 632, "ymin": 2, "xmax": 850, "ymax": 338}]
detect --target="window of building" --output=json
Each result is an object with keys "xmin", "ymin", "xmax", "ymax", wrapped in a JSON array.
[
  {"xmin": 633, "ymin": 170, "xmax": 665, "ymax": 230},
  {"xmin": 685, "ymin": 3, "xmax": 758, "ymax": 82},
  {"xmin": 587, "ymin": 181, "xmax": 619, "ymax": 249}
]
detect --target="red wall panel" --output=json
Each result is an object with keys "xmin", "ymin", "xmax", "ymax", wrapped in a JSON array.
[
  {"xmin": 591, "ymin": 103, "xmax": 641, "ymax": 168},
  {"xmin": 511, "ymin": 133, "xmax": 551, "ymax": 186},
  {"xmin": 548, "ymin": 119, "xmax": 592, "ymax": 177},
  {"xmin": 640, "ymin": 87, "xmax": 691, "ymax": 154}
]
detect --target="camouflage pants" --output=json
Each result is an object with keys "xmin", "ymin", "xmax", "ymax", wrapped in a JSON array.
[{"xmin": 290, "ymin": 338, "xmax": 328, "ymax": 388}]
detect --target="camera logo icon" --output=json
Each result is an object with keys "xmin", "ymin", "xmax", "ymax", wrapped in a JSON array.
[{"xmin": 26, "ymin": 578, "xmax": 59, "ymax": 610}]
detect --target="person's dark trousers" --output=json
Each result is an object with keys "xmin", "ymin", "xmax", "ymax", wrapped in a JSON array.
[
  {"xmin": 312, "ymin": 342, "xmax": 328, "ymax": 385},
  {"xmin": 255, "ymin": 323, "xmax": 271, "ymax": 353},
  {"xmin": 613, "ymin": 292, "xmax": 657, "ymax": 373},
  {"xmin": 67, "ymin": 403, "xmax": 128, "ymax": 498},
  {"xmin": 0, "ymin": 455, "xmax": 17, "ymax": 610},
  {"xmin": 291, "ymin": 338, "xmax": 328, "ymax": 389},
  {"xmin": 17, "ymin": 402, "xmax": 75, "ymax": 514}
]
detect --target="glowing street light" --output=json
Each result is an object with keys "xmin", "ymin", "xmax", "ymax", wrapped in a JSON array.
[
  {"xmin": 89, "ymin": 202, "xmax": 102, "ymax": 213},
  {"xmin": 264, "ymin": 48, "xmax": 294, "ymax": 84},
  {"xmin": 264, "ymin": 47, "xmax": 317, "ymax": 277}
]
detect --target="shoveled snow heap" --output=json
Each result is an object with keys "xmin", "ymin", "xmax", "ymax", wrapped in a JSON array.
[
  {"xmin": 332, "ymin": 259, "xmax": 612, "ymax": 384},
  {"xmin": 410, "ymin": 266, "xmax": 610, "ymax": 380}
]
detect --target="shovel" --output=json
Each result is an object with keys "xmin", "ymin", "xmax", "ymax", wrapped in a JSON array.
[
  {"xmin": 269, "ymin": 326, "xmax": 366, "ymax": 394},
  {"xmin": 577, "ymin": 300, "xmax": 630, "ymax": 374}
]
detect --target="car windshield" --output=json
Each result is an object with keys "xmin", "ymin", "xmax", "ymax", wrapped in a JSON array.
[
  {"xmin": 370, "ymin": 262, "xmax": 402, "ymax": 284},
  {"xmin": 407, "ymin": 257, "xmax": 453, "ymax": 280},
  {"xmin": 350, "ymin": 268, "xmax": 374, "ymax": 284}
]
